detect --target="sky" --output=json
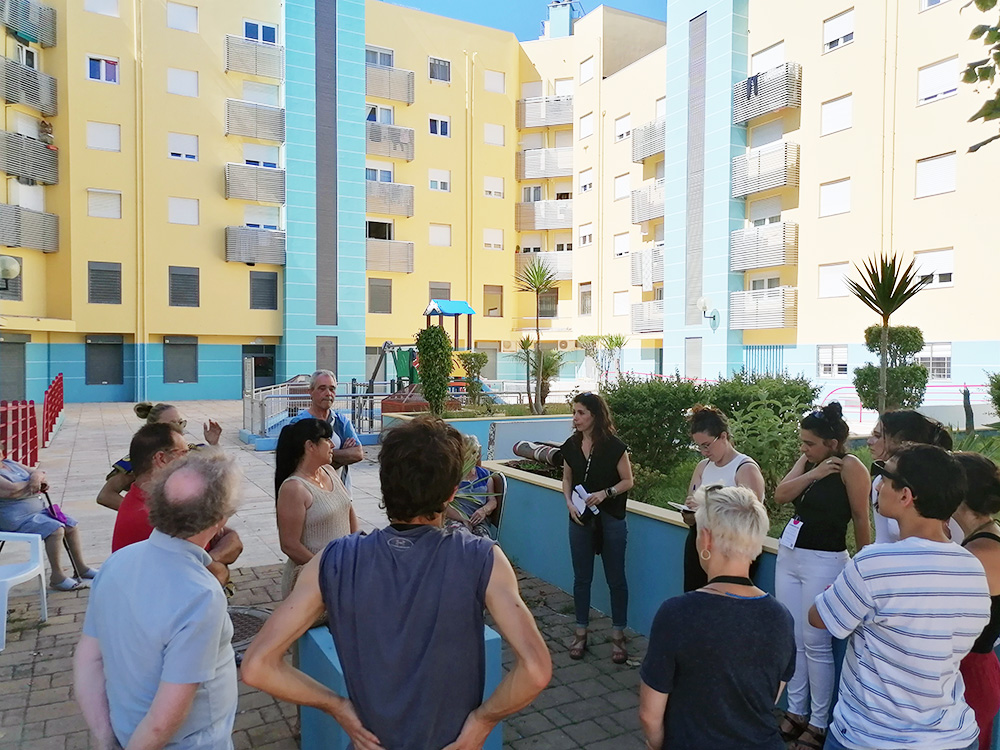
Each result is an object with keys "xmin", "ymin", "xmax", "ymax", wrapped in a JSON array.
[{"xmin": 381, "ymin": 0, "xmax": 666, "ymax": 41}]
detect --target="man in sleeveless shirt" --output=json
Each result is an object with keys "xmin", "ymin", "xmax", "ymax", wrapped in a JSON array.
[{"xmin": 243, "ymin": 415, "xmax": 552, "ymax": 750}]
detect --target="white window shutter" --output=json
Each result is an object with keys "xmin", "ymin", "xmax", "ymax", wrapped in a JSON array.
[
  {"xmin": 484, "ymin": 70, "xmax": 505, "ymax": 93},
  {"xmin": 915, "ymin": 152, "xmax": 956, "ymax": 197},
  {"xmin": 88, "ymin": 190, "xmax": 122, "ymax": 219},
  {"xmin": 484, "ymin": 176, "xmax": 503, "ymax": 197},
  {"xmin": 918, "ymin": 58, "xmax": 958, "ymax": 103},
  {"xmin": 820, "ymin": 95, "xmax": 852, "ymax": 135},
  {"xmin": 579, "ymin": 113, "xmax": 594, "ymax": 139},
  {"xmin": 613, "ymin": 291, "xmax": 629, "ymax": 316},
  {"xmin": 168, "ymin": 197, "xmax": 199, "ymax": 225},
  {"xmin": 818, "ymin": 263, "xmax": 850, "ymax": 297},
  {"xmin": 87, "ymin": 121, "xmax": 121, "ymax": 151},
  {"xmin": 243, "ymin": 81, "xmax": 280, "ymax": 106},
  {"xmin": 819, "ymin": 179, "xmax": 851, "ymax": 216},
  {"xmin": 751, "ymin": 42, "xmax": 785, "ymax": 75},
  {"xmin": 554, "ymin": 78, "xmax": 573, "ymax": 96},
  {"xmin": 823, "ymin": 10, "xmax": 854, "ymax": 45},
  {"xmin": 749, "ymin": 196, "xmax": 781, "ymax": 222},
  {"xmin": 484, "ymin": 123, "xmax": 504, "ymax": 146},
  {"xmin": 613, "ymin": 233, "xmax": 629, "ymax": 256},
  {"xmin": 579, "ymin": 57, "xmax": 594, "ymax": 83},
  {"xmin": 245, "ymin": 205, "xmax": 280, "ymax": 227},
  {"xmin": 750, "ymin": 119, "xmax": 783, "ymax": 149},
  {"xmin": 429, "ymin": 224, "xmax": 451, "ymax": 246},
  {"xmin": 521, "ymin": 81, "xmax": 542, "ymax": 98},
  {"xmin": 166, "ymin": 2, "xmax": 198, "ymax": 32},
  {"xmin": 244, "ymin": 143, "xmax": 279, "ymax": 164},
  {"xmin": 483, "ymin": 228, "xmax": 503, "ymax": 250},
  {"xmin": 167, "ymin": 68, "xmax": 198, "ymax": 97},
  {"xmin": 614, "ymin": 174, "xmax": 630, "ymax": 200}
]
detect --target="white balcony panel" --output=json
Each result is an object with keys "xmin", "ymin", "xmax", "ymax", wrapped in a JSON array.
[
  {"xmin": 731, "ymin": 142, "xmax": 800, "ymax": 198},
  {"xmin": 365, "ymin": 64, "xmax": 415, "ymax": 104},
  {"xmin": 630, "ymin": 243, "xmax": 664, "ymax": 286},
  {"xmin": 225, "ymin": 99, "xmax": 285, "ymax": 142},
  {"xmin": 631, "ymin": 179, "xmax": 665, "ymax": 224},
  {"xmin": 514, "ymin": 200, "xmax": 573, "ymax": 231},
  {"xmin": 632, "ymin": 118, "xmax": 665, "ymax": 162},
  {"xmin": 515, "ymin": 147, "xmax": 573, "ymax": 180},
  {"xmin": 0, "ymin": 130, "xmax": 57, "ymax": 184},
  {"xmin": 515, "ymin": 251, "xmax": 573, "ymax": 281},
  {"xmin": 732, "ymin": 62, "xmax": 803, "ymax": 124},
  {"xmin": 225, "ymin": 163, "xmax": 286, "ymax": 204},
  {"xmin": 365, "ymin": 121, "xmax": 415, "ymax": 161},
  {"xmin": 366, "ymin": 181, "xmax": 414, "ymax": 217},
  {"xmin": 225, "ymin": 226, "xmax": 286, "ymax": 265},
  {"xmin": 729, "ymin": 287, "xmax": 797, "ymax": 330},
  {"xmin": 0, "ymin": 0, "xmax": 56, "ymax": 46},
  {"xmin": 516, "ymin": 95, "xmax": 573, "ymax": 128},
  {"xmin": 631, "ymin": 299, "xmax": 664, "ymax": 334},
  {"xmin": 225, "ymin": 35, "xmax": 284, "ymax": 79},
  {"xmin": 730, "ymin": 222, "xmax": 798, "ymax": 271},
  {"xmin": 366, "ymin": 238, "xmax": 414, "ymax": 273},
  {"xmin": 0, "ymin": 56, "xmax": 56, "ymax": 116}
]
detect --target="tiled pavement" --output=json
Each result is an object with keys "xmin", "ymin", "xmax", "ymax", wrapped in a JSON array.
[{"xmin": 1, "ymin": 402, "xmax": 648, "ymax": 748}]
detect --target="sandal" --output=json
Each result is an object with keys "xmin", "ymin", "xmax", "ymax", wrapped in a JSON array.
[
  {"xmin": 80, "ymin": 568, "xmax": 99, "ymax": 580},
  {"xmin": 611, "ymin": 633, "xmax": 628, "ymax": 664},
  {"xmin": 779, "ymin": 712, "xmax": 808, "ymax": 742},
  {"xmin": 51, "ymin": 578, "xmax": 84, "ymax": 592},
  {"xmin": 789, "ymin": 726, "xmax": 826, "ymax": 750},
  {"xmin": 569, "ymin": 632, "xmax": 588, "ymax": 660}
]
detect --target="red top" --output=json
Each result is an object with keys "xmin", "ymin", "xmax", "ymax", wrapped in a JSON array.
[{"xmin": 111, "ymin": 483, "xmax": 153, "ymax": 552}]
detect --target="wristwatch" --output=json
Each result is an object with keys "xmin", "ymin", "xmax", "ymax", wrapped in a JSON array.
[{"xmin": 605, "ymin": 486, "xmax": 617, "ymax": 499}]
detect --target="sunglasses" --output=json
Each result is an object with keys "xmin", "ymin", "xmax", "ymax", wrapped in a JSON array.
[{"xmin": 872, "ymin": 460, "xmax": 912, "ymax": 491}]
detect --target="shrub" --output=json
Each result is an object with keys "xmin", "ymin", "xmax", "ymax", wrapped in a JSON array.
[
  {"xmin": 456, "ymin": 351, "xmax": 488, "ymax": 406},
  {"xmin": 706, "ymin": 371, "xmax": 818, "ymax": 418},
  {"xmin": 728, "ymin": 398, "xmax": 803, "ymax": 499},
  {"xmin": 987, "ymin": 372, "xmax": 1000, "ymax": 422},
  {"xmin": 863, "ymin": 325, "xmax": 923, "ymax": 366},
  {"xmin": 951, "ymin": 431, "xmax": 1000, "ymax": 463},
  {"xmin": 414, "ymin": 325, "xmax": 453, "ymax": 416},
  {"xmin": 853, "ymin": 363, "xmax": 928, "ymax": 411}
]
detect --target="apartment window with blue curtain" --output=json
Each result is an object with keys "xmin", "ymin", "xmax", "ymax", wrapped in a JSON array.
[{"xmin": 244, "ymin": 20, "xmax": 277, "ymax": 44}]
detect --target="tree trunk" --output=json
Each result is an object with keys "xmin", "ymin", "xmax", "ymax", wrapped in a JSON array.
[
  {"xmin": 525, "ymin": 355, "xmax": 533, "ymax": 411},
  {"xmin": 534, "ymin": 294, "xmax": 543, "ymax": 414},
  {"xmin": 963, "ymin": 388, "xmax": 975, "ymax": 434},
  {"xmin": 878, "ymin": 316, "xmax": 889, "ymax": 414}
]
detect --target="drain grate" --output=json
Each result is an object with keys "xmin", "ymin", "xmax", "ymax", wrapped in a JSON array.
[{"xmin": 229, "ymin": 606, "xmax": 272, "ymax": 655}]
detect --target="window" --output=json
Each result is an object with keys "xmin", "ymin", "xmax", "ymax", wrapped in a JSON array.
[
  {"xmin": 484, "ymin": 176, "xmax": 504, "ymax": 198},
  {"xmin": 429, "ymin": 223, "xmax": 451, "ymax": 247},
  {"xmin": 168, "ymin": 197, "xmax": 199, "ymax": 225},
  {"xmin": 579, "ymin": 56, "xmax": 594, "ymax": 83},
  {"xmin": 613, "ymin": 173, "xmax": 631, "ymax": 201},
  {"xmin": 749, "ymin": 196, "xmax": 781, "ymax": 226},
  {"xmin": 250, "ymin": 271, "xmax": 279, "ymax": 310},
  {"xmin": 429, "ymin": 169, "xmax": 450, "ymax": 192},
  {"xmin": 579, "ymin": 112, "xmax": 594, "ymax": 139},
  {"xmin": 366, "ymin": 219, "xmax": 393, "ymax": 240},
  {"xmin": 916, "ymin": 342, "xmax": 951, "ymax": 380},
  {"xmin": 484, "ymin": 123, "xmax": 504, "ymax": 146},
  {"xmin": 750, "ymin": 275, "xmax": 780, "ymax": 291},
  {"xmin": 365, "ymin": 45, "xmax": 393, "ymax": 67},
  {"xmin": 365, "ymin": 103, "xmax": 393, "ymax": 124},
  {"xmin": 749, "ymin": 119, "xmax": 783, "ymax": 150},
  {"xmin": 915, "ymin": 248, "xmax": 954, "ymax": 288},
  {"xmin": 484, "ymin": 285, "xmax": 503, "ymax": 316},
  {"xmin": 614, "ymin": 114, "xmax": 632, "ymax": 142},
  {"xmin": 579, "ymin": 222, "xmax": 593, "ymax": 247},
  {"xmin": 579, "ymin": 283, "xmax": 592, "ymax": 315},
  {"xmin": 0, "ymin": 256, "xmax": 21, "ymax": 301},
  {"xmin": 16, "ymin": 45, "xmax": 37, "ymax": 70},
  {"xmin": 555, "ymin": 241, "xmax": 572, "ymax": 252},
  {"xmin": 483, "ymin": 228, "xmax": 503, "ymax": 251},
  {"xmin": 522, "ymin": 185, "xmax": 542, "ymax": 202},
  {"xmin": 369, "ymin": 278, "xmax": 392, "ymax": 313},
  {"xmin": 817, "ymin": 345, "xmax": 849, "ymax": 378},
  {"xmin": 751, "ymin": 42, "xmax": 785, "ymax": 75},
  {"xmin": 823, "ymin": 9, "xmax": 855, "ymax": 53},
  {"xmin": 167, "ymin": 132, "xmax": 198, "ymax": 161},
  {"xmin": 87, "ymin": 122, "xmax": 121, "ymax": 152},
  {"xmin": 246, "ymin": 206, "xmax": 280, "ymax": 230},
  {"xmin": 820, "ymin": 94, "xmax": 852, "ymax": 136},
  {"xmin": 169, "ymin": 266, "xmax": 199, "ymax": 307},
  {"xmin": 579, "ymin": 168, "xmax": 593, "ymax": 193},
  {"xmin": 365, "ymin": 163, "xmax": 392, "ymax": 182},
  {"xmin": 918, "ymin": 57, "xmax": 959, "ymax": 104},
  {"xmin": 429, "ymin": 116, "xmax": 450, "ymax": 137},
  {"xmin": 521, "ymin": 81, "xmax": 543, "ymax": 98},
  {"xmin": 915, "ymin": 152, "xmax": 956, "ymax": 197},
  {"xmin": 163, "ymin": 337, "xmax": 198, "ymax": 384},
  {"xmin": 921, "ymin": 0, "xmax": 950, "ymax": 9},
  {"xmin": 166, "ymin": 3, "xmax": 198, "ymax": 32},
  {"xmin": 245, "ymin": 20, "xmax": 277, "ymax": 44},
  {"xmin": 554, "ymin": 78, "xmax": 573, "ymax": 96},
  {"xmin": 520, "ymin": 234, "xmax": 541, "ymax": 252},
  {"xmin": 429, "ymin": 282, "xmax": 451, "ymax": 301},
  {"xmin": 818, "ymin": 262, "xmax": 850, "ymax": 298},
  {"xmin": 484, "ymin": 70, "xmax": 505, "ymax": 93},
  {"xmin": 244, "ymin": 81, "xmax": 279, "ymax": 106},
  {"xmin": 88, "ymin": 56, "xmax": 119, "ymax": 84},
  {"xmin": 87, "ymin": 189, "xmax": 122, "ymax": 219},
  {"xmin": 819, "ymin": 178, "xmax": 851, "ymax": 217},
  {"xmin": 84, "ymin": 0, "xmax": 119, "ymax": 16},
  {"xmin": 245, "ymin": 143, "xmax": 279, "ymax": 168},
  {"xmin": 613, "ymin": 233, "xmax": 629, "ymax": 257},
  {"xmin": 613, "ymin": 291, "xmax": 629, "ymax": 316},
  {"xmin": 85, "ymin": 336, "xmax": 124, "ymax": 385},
  {"xmin": 429, "ymin": 57, "xmax": 451, "ymax": 82},
  {"xmin": 8, "ymin": 178, "xmax": 42, "ymax": 212},
  {"xmin": 166, "ymin": 68, "xmax": 198, "ymax": 97},
  {"xmin": 655, "ymin": 96, "xmax": 666, "ymax": 119},
  {"xmin": 539, "ymin": 290, "xmax": 558, "ymax": 318}
]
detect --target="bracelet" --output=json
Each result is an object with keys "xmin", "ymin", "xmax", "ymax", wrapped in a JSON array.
[{"xmin": 606, "ymin": 486, "xmax": 617, "ymax": 499}]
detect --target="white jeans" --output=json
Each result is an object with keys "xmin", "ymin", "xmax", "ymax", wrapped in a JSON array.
[{"xmin": 775, "ymin": 544, "xmax": 848, "ymax": 730}]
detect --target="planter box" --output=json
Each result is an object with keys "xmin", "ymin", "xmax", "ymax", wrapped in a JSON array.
[{"xmin": 383, "ymin": 413, "xmax": 572, "ymax": 460}]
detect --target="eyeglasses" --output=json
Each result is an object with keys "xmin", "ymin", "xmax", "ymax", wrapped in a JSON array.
[
  {"xmin": 872, "ymin": 460, "xmax": 911, "ymax": 491},
  {"xmin": 693, "ymin": 435, "xmax": 720, "ymax": 453}
]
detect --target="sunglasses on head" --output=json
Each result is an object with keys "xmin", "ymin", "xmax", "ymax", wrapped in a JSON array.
[{"xmin": 872, "ymin": 460, "xmax": 912, "ymax": 491}]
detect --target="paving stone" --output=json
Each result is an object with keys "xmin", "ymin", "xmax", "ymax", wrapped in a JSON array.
[
  {"xmin": 508, "ymin": 710, "xmax": 556, "ymax": 736},
  {"xmin": 509, "ymin": 728, "xmax": 579, "ymax": 749},
  {"xmin": 562, "ymin": 718, "xmax": 613, "ymax": 745}
]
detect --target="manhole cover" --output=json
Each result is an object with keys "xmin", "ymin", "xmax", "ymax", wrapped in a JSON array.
[{"xmin": 229, "ymin": 606, "xmax": 272, "ymax": 654}]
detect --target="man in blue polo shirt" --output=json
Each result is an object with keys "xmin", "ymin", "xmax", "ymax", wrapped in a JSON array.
[{"xmin": 291, "ymin": 369, "xmax": 363, "ymax": 494}]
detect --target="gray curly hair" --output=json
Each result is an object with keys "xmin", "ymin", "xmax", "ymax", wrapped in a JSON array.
[{"xmin": 147, "ymin": 451, "xmax": 240, "ymax": 538}]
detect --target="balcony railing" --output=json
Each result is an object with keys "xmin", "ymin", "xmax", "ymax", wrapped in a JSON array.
[
  {"xmin": 630, "ymin": 242, "xmax": 664, "ymax": 287},
  {"xmin": 365, "ymin": 64, "xmax": 415, "ymax": 104},
  {"xmin": 632, "ymin": 117, "xmax": 665, "ymax": 163},
  {"xmin": 0, "ymin": 203, "xmax": 57, "ymax": 252},
  {"xmin": 729, "ymin": 287, "xmax": 797, "ymax": 330},
  {"xmin": 225, "ymin": 35, "xmax": 284, "ymax": 79},
  {"xmin": 225, "ymin": 226, "xmax": 285, "ymax": 265},
  {"xmin": 0, "ymin": 0, "xmax": 56, "ymax": 47},
  {"xmin": 730, "ymin": 222, "xmax": 798, "ymax": 272},
  {"xmin": 731, "ymin": 142, "xmax": 800, "ymax": 198},
  {"xmin": 366, "ymin": 238, "xmax": 414, "ymax": 273},
  {"xmin": 631, "ymin": 299, "xmax": 664, "ymax": 334},
  {"xmin": 365, "ymin": 121, "xmax": 415, "ymax": 161},
  {"xmin": 515, "ymin": 251, "xmax": 573, "ymax": 281},
  {"xmin": 631, "ymin": 179, "xmax": 665, "ymax": 224},
  {"xmin": 225, "ymin": 163, "xmax": 286, "ymax": 204},
  {"xmin": 515, "ymin": 147, "xmax": 572, "ymax": 180},
  {"xmin": 516, "ymin": 95, "xmax": 573, "ymax": 129},
  {"xmin": 0, "ymin": 130, "xmax": 57, "ymax": 184},
  {"xmin": 366, "ymin": 181, "xmax": 414, "ymax": 217},
  {"xmin": 732, "ymin": 62, "xmax": 803, "ymax": 125},
  {"xmin": 0, "ymin": 55, "xmax": 56, "ymax": 116},
  {"xmin": 225, "ymin": 99, "xmax": 285, "ymax": 142},
  {"xmin": 514, "ymin": 199, "xmax": 573, "ymax": 231}
]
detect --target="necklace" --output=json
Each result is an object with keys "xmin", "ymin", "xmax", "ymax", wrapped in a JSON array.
[
  {"xmin": 295, "ymin": 467, "xmax": 328, "ymax": 488},
  {"xmin": 963, "ymin": 518, "xmax": 998, "ymax": 544}
]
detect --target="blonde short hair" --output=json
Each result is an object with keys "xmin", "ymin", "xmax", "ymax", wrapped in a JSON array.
[{"xmin": 693, "ymin": 484, "xmax": 768, "ymax": 561}]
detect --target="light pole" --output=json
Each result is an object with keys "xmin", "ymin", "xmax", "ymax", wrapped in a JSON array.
[{"xmin": 0, "ymin": 254, "xmax": 21, "ymax": 291}]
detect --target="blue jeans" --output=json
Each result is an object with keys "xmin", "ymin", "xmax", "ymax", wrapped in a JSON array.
[
  {"xmin": 824, "ymin": 730, "xmax": 978, "ymax": 750},
  {"xmin": 568, "ymin": 513, "xmax": 628, "ymax": 629}
]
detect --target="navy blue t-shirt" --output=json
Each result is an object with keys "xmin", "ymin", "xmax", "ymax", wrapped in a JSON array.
[
  {"xmin": 319, "ymin": 525, "xmax": 495, "ymax": 750},
  {"xmin": 640, "ymin": 591, "xmax": 795, "ymax": 750}
]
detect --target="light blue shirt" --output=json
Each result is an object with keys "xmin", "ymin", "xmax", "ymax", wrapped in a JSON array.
[
  {"xmin": 83, "ymin": 530, "xmax": 237, "ymax": 749},
  {"xmin": 290, "ymin": 409, "xmax": 360, "ymax": 493}
]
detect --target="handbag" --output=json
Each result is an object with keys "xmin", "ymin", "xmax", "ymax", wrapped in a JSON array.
[{"xmin": 44, "ymin": 503, "xmax": 69, "ymax": 524}]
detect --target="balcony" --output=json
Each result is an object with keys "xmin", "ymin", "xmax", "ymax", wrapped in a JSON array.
[
  {"xmin": 0, "ymin": 56, "xmax": 56, "ymax": 116},
  {"xmin": 225, "ymin": 99, "xmax": 285, "ymax": 142},
  {"xmin": 515, "ymin": 199, "xmax": 573, "ymax": 231},
  {"xmin": 631, "ymin": 299, "xmax": 664, "ymax": 334},
  {"xmin": 732, "ymin": 62, "xmax": 803, "ymax": 125},
  {"xmin": 225, "ymin": 35, "xmax": 284, "ymax": 79},
  {"xmin": 631, "ymin": 179, "xmax": 665, "ymax": 224},
  {"xmin": 225, "ymin": 163, "xmax": 286, "ymax": 204},
  {"xmin": 731, "ymin": 142, "xmax": 800, "ymax": 198},
  {"xmin": 366, "ymin": 238, "xmax": 414, "ymax": 273},
  {"xmin": 0, "ymin": 0, "xmax": 56, "ymax": 47},
  {"xmin": 366, "ymin": 181, "xmax": 414, "ymax": 217},
  {"xmin": 225, "ymin": 226, "xmax": 285, "ymax": 265},
  {"xmin": 515, "ymin": 251, "xmax": 573, "ymax": 281},
  {"xmin": 0, "ymin": 130, "xmax": 57, "ymax": 184},
  {"xmin": 630, "ymin": 242, "xmax": 664, "ymax": 287},
  {"xmin": 516, "ymin": 96, "xmax": 573, "ymax": 129},
  {"xmin": 729, "ymin": 287, "xmax": 797, "ymax": 330},
  {"xmin": 0, "ymin": 203, "xmax": 56, "ymax": 252},
  {"xmin": 632, "ymin": 117, "xmax": 665, "ymax": 163},
  {"xmin": 365, "ymin": 121, "xmax": 415, "ymax": 161},
  {"xmin": 515, "ymin": 147, "xmax": 572, "ymax": 180},
  {"xmin": 365, "ymin": 64, "xmax": 415, "ymax": 104},
  {"xmin": 730, "ymin": 222, "xmax": 798, "ymax": 272}
]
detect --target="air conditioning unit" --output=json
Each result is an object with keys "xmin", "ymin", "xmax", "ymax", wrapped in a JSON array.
[
  {"xmin": 558, "ymin": 339, "xmax": 576, "ymax": 351},
  {"xmin": 501, "ymin": 340, "xmax": 516, "ymax": 352}
]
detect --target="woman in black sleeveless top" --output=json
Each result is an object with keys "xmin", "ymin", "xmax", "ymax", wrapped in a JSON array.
[{"xmin": 953, "ymin": 453, "xmax": 1000, "ymax": 750}]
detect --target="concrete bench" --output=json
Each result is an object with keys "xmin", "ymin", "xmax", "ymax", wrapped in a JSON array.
[{"xmin": 299, "ymin": 624, "xmax": 504, "ymax": 749}]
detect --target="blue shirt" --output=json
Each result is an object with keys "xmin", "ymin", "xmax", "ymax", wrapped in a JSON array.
[
  {"xmin": 290, "ymin": 409, "xmax": 360, "ymax": 492},
  {"xmin": 82, "ymin": 530, "xmax": 237, "ymax": 749}
]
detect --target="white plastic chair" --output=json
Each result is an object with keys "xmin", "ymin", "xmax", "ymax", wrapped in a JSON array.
[{"xmin": 0, "ymin": 531, "xmax": 48, "ymax": 652}]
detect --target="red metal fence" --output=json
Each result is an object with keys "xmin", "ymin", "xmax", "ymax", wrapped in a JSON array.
[
  {"xmin": 0, "ymin": 400, "xmax": 39, "ymax": 466},
  {"xmin": 41, "ymin": 372, "xmax": 63, "ymax": 447}
]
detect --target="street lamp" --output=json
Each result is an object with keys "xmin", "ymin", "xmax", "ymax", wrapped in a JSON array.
[{"xmin": 0, "ymin": 254, "xmax": 21, "ymax": 291}]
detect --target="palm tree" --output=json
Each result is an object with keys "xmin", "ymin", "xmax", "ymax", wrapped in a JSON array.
[
  {"xmin": 601, "ymin": 333, "xmax": 629, "ymax": 383},
  {"xmin": 846, "ymin": 253, "xmax": 931, "ymax": 414},
  {"xmin": 515, "ymin": 336, "xmax": 535, "ymax": 412},
  {"xmin": 515, "ymin": 258, "xmax": 558, "ymax": 415}
]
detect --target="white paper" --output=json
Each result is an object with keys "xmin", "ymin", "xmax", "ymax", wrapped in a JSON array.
[
  {"xmin": 573, "ymin": 484, "xmax": 599, "ymax": 515},
  {"xmin": 779, "ymin": 517, "xmax": 802, "ymax": 549}
]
